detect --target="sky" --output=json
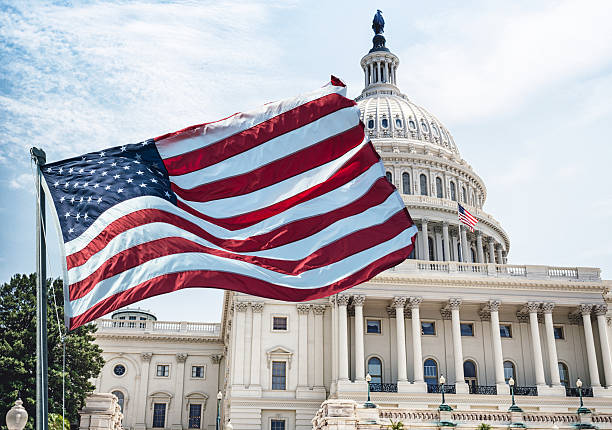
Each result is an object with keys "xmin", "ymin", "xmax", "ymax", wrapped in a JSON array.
[{"xmin": 1, "ymin": 0, "xmax": 612, "ymax": 323}]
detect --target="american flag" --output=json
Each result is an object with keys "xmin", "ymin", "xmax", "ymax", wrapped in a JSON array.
[
  {"xmin": 458, "ymin": 203, "xmax": 478, "ymax": 232},
  {"xmin": 41, "ymin": 77, "xmax": 417, "ymax": 330}
]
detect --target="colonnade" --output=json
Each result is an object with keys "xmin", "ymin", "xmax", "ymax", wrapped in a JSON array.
[
  {"xmin": 363, "ymin": 57, "xmax": 398, "ymax": 87},
  {"xmin": 414, "ymin": 219, "xmax": 507, "ymax": 264},
  {"xmin": 331, "ymin": 296, "xmax": 612, "ymax": 394}
]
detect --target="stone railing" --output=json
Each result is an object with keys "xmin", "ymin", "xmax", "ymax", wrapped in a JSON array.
[
  {"xmin": 386, "ymin": 259, "xmax": 601, "ymax": 282},
  {"xmin": 79, "ymin": 393, "xmax": 123, "ymax": 430},
  {"xmin": 94, "ymin": 319, "xmax": 221, "ymax": 336}
]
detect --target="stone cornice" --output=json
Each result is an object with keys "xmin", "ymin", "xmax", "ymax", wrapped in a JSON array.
[{"xmin": 95, "ymin": 333, "xmax": 223, "ymax": 344}]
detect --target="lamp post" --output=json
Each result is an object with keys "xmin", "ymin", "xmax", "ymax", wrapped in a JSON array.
[
  {"xmin": 576, "ymin": 379, "xmax": 591, "ymax": 415},
  {"xmin": 439, "ymin": 375, "xmax": 452, "ymax": 411},
  {"xmin": 364, "ymin": 373, "xmax": 376, "ymax": 408},
  {"xmin": 508, "ymin": 377, "xmax": 523, "ymax": 412},
  {"xmin": 225, "ymin": 421, "xmax": 233, "ymax": 430},
  {"xmin": 6, "ymin": 399, "xmax": 28, "ymax": 430},
  {"xmin": 216, "ymin": 391, "xmax": 222, "ymax": 430}
]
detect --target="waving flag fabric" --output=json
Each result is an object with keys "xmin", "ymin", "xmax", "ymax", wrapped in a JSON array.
[
  {"xmin": 458, "ymin": 203, "xmax": 478, "ymax": 232},
  {"xmin": 41, "ymin": 77, "xmax": 417, "ymax": 330}
]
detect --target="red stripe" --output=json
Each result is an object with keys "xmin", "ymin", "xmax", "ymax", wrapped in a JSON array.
[
  {"xmin": 172, "ymin": 124, "xmax": 364, "ymax": 203},
  {"xmin": 66, "ymin": 177, "xmax": 394, "ymax": 270},
  {"xmin": 68, "ymin": 240, "xmax": 415, "ymax": 330},
  {"xmin": 176, "ymin": 142, "xmax": 381, "ymax": 229},
  {"xmin": 68, "ymin": 209, "xmax": 412, "ymax": 301},
  {"xmin": 162, "ymin": 93, "xmax": 355, "ymax": 176}
]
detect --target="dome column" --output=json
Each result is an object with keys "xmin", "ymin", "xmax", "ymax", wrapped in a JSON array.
[
  {"xmin": 476, "ymin": 231, "xmax": 485, "ymax": 263},
  {"xmin": 442, "ymin": 222, "xmax": 451, "ymax": 262},
  {"xmin": 496, "ymin": 246, "xmax": 504, "ymax": 265},
  {"xmin": 460, "ymin": 226, "xmax": 469, "ymax": 263},
  {"xmin": 421, "ymin": 219, "xmax": 430, "ymax": 261},
  {"xmin": 488, "ymin": 239, "xmax": 496, "ymax": 264}
]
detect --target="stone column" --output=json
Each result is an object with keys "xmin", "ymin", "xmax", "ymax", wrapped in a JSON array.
[
  {"xmin": 337, "ymin": 295, "xmax": 350, "ymax": 381},
  {"xmin": 250, "ymin": 303, "xmax": 263, "ymax": 387},
  {"xmin": 580, "ymin": 304, "xmax": 601, "ymax": 387},
  {"xmin": 135, "ymin": 352, "xmax": 152, "ymax": 430},
  {"xmin": 460, "ymin": 226, "xmax": 469, "ymax": 263},
  {"xmin": 421, "ymin": 219, "xmax": 430, "ymax": 261},
  {"xmin": 527, "ymin": 302, "xmax": 547, "ymax": 387},
  {"xmin": 410, "ymin": 297, "xmax": 425, "ymax": 385},
  {"xmin": 442, "ymin": 222, "xmax": 450, "ymax": 262},
  {"xmin": 363, "ymin": 66, "xmax": 368, "ymax": 87},
  {"xmin": 488, "ymin": 301, "xmax": 507, "ymax": 392},
  {"xmin": 542, "ymin": 303, "xmax": 562, "ymax": 386},
  {"xmin": 488, "ymin": 239, "xmax": 496, "ymax": 264},
  {"xmin": 313, "ymin": 305, "xmax": 326, "ymax": 387},
  {"xmin": 377, "ymin": 62, "xmax": 381, "ymax": 83},
  {"xmin": 594, "ymin": 305, "xmax": 612, "ymax": 388},
  {"xmin": 353, "ymin": 295, "xmax": 366, "ymax": 381},
  {"xmin": 496, "ymin": 246, "xmax": 504, "ymax": 265},
  {"xmin": 170, "ymin": 353, "xmax": 187, "ymax": 430},
  {"xmin": 233, "ymin": 302, "xmax": 248, "ymax": 386},
  {"xmin": 476, "ymin": 231, "xmax": 485, "ymax": 263},
  {"xmin": 393, "ymin": 297, "xmax": 409, "ymax": 383},
  {"xmin": 451, "ymin": 234, "xmax": 459, "ymax": 262},
  {"xmin": 449, "ymin": 298, "xmax": 468, "ymax": 393},
  {"xmin": 434, "ymin": 228, "xmax": 443, "ymax": 261},
  {"xmin": 330, "ymin": 296, "xmax": 338, "ymax": 386},
  {"xmin": 297, "ymin": 304, "xmax": 311, "ymax": 387}
]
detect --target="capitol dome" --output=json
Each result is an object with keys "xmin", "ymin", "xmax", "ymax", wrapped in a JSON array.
[{"xmin": 356, "ymin": 15, "xmax": 510, "ymax": 263}]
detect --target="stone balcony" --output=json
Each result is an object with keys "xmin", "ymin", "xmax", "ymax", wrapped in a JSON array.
[
  {"xmin": 94, "ymin": 319, "xmax": 222, "ymax": 337},
  {"xmin": 384, "ymin": 259, "xmax": 602, "ymax": 282}
]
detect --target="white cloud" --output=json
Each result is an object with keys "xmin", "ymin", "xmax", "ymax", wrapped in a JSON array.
[{"xmin": 8, "ymin": 172, "xmax": 34, "ymax": 191}]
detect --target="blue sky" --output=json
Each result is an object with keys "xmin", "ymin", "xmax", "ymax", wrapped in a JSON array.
[{"xmin": 2, "ymin": 0, "xmax": 612, "ymax": 323}]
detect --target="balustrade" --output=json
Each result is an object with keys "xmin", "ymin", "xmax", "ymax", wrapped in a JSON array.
[
  {"xmin": 370, "ymin": 382, "xmax": 398, "ymax": 392},
  {"xmin": 566, "ymin": 387, "xmax": 594, "ymax": 397}
]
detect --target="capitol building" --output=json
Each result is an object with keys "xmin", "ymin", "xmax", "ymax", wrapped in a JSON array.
[{"xmin": 89, "ymin": 14, "xmax": 612, "ymax": 430}]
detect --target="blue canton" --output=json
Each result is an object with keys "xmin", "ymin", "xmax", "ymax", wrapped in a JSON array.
[{"xmin": 41, "ymin": 139, "xmax": 177, "ymax": 242}]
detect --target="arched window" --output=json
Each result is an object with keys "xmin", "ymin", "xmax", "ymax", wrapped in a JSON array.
[
  {"xmin": 402, "ymin": 172, "xmax": 411, "ymax": 195},
  {"xmin": 462, "ymin": 187, "xmax": 467, "ymax": 203},
  {"xmin": 436, "ymin": 177, "xmax": 443, "ymax": 198},
  {"xmin": 367, "ymin": 119, "xmax": 374, "ymax": 129},
  {"xmin": 395, "ymin": 118, "xmax": 402, "ymax": 128},
  {"xmin": 420, "ymin": 174, "xmax": 428, "ymax": 196},
  {"xmin": 428, "ymin": 237, "xmax": 435, "ymax": 261},
  {"xmin": 408, "ymin": 119, "xmax": 417, "ymax": 130},
  {"xmin": 385, "ymin": 171, "xmax": 392, "ymax": 184},
  {"xmin": 464, "ymin": 360, "xmax": 478, "ymax": 390},
  {"xmin": 432, "ymin": 124, "xmax": 440, "ymax": 137},
  {"xmin": 450, "ymin": 181, "xmax": 456, "ymax": 201},
  {"xmin": 421, "ymin": 120, "xmax": 429, "ymax": 133},
  {"xmin": 504, "ymin": 361, "xmax": 516, "ymax": 383},
  {"xmin": 558, "ymin": 362, "xmax": 569, "ymax": 387},
  {"xmin": 367, "ymin": 357, "xmax": 383, "ymax": 384},
  {"xmin": 381, "ymin": 118, "xmax": 388, "ymax": 129},
  {"xmin": 424, "ymin": 358, "xmax": 438, "ymax": 386},
  {"xmin": 112, "ymin": 390, "xmax": 125, "ymax": 413}
]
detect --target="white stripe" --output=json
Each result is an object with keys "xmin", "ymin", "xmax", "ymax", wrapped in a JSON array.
[
  {"xmin": 155, "ymin": 82, "xmax": 347, "ymax": 160},
  {"xmin": 68, "ymin": 227, "xmax": 415, "ymax": 318},
  {"xmin": 178, "ymin": 136, "xmax": 369, "ymax": 218},
  {"xmin": 65, "ymin": 162, "xmax": 386, "ymax": 256},
  {"xmin": 67, "ymin": 192, "xmax": 408, "ymax": 284},
  {"xmin": 169, "ymin": 106, "xmax": 360, "ymax": 188}
]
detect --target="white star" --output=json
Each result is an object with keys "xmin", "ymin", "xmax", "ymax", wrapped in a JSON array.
[
  {"xmin": 87, "ymin": 196, "xmax": 92, "ymax": 203},
  {"xmin": 137, "ymin": 170, "xmax": 144, "ymax": 175},
  {"xmin": 113, "ymin": 174, "xmax": 120, "ymax": 180},
  {"xmin": 70, "ymin": 197, "xmax": 75, "ymax": 204},
  {"xmin": 126, "ymin": 178, "xmax": 133, "ymax": 184},
  {"xmin": 140, "ymin": 183, "xmax": 147, "ymax": 188},
  {"xmin": 68, "ymin": 228, "xmax": 74, "ymax": 234},
  {"xmin": 101, "ymin": 171, "xmax": 108, "ymax": 176},
  {"xmin": 111, "ymin": 162, "xmax": 117, "ymax": 167},
  {"xmin": 79, "ymin": 197, "xmax": 83, "ymax": 203},
  {"xmin": 97, "ymin": 197, "xmax": 102, "ymax": 204},
  {"xmin": 53, "ymin": 181, "xmax": 59, "ymax": 187},
  {"xmin": 46, "ymin": 168, "xmax": 53, "ymax": 173},
  {"xmin": 151, "ymin": 178, "xmax": 158, "ymax": 183},
  {"xmin": 98, "ymin": 160, "xmax": 104, "ymax": 164},
  {"xmin": 58, "ymin": 167, "xmax": 63, "ymax": 174},
  {"xmin": 68, "ymin": 167, "xmax": 74, "ymax": 174},
  {"xmin": 83, "ymin": 213, "xmax": 88, "ymax": 220},
  {"xmin": 100, "ymin": 151, "xmax": 106, "ymax": 157},
  {"xmin": 64, "ymin": 182, "xmax": 70, "ymax": 188},
  {"xmin": 123, "ymin": 165, "xmax": 130, "ymax": 170},
  {"xmin": 83, "ymin": 182, "xmax": 89, "ymax": 188},
  {"xmin": 78, "ymin": 168, "xmax": 85, "ymax": 173},
  {"xmin": 117, "ymin": 188, "xmax": 124, "ymax": 193},
  {"xmin": 93, "ymin": 183, "xmax": 100, "ymax": 188},
  {"xmin": 135, "ymin": 154, "xmax": 142, "ymax": 160},
  {"xmin": 164, "ymin": 191, "xmax": 171, "ymax": 198},
  {"xmin": 89, "ymin": 169, "xmax": 95, "ymax": 175},
  {"xmin": 120, "ymin": 146, "xmax": 127, "ymax": 152},
  {"xmin": 142, "ymin": 141, "xmax": 149, "ymax": 146},
  {"xmin": 76, "ymin": 213, "xmax": 81, "ymax": 220},
  {"xmin": 73, "ymin": 182, "xmax": 79, "ymax": 188},
  {"xmin": 64, "ymin": 211, "xmax": 70, "ymax": 219},
  {"xmin": 133, "ymin": 160, "xmax": 140, "ymax": 164},
  {"xmin": 60, "ymin": 196, "xmax": 66, "ymax": 203},
  {"xmin": 105, "ymin": 185, "xmax": 111, "ymax": 191}
]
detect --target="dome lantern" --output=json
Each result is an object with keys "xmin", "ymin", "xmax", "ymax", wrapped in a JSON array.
[{"xmin": 361, "ymin": 10, "xmax": 399, "ymax": 91}]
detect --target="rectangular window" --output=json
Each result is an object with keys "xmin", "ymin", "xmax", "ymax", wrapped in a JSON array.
[
  {"xmin": 421, "ymin": 321, "xmax": 436, "ymax": 335},
  {"xmin": 188, "ymin": 404, "xmax": 202, "ymax": 429},
  {"xmin": 460, "ymin": 323, "xmax": 474, "ymax": 336},
  {"xmin": 191, "ymin": 366, "xmax": 205, "ymax": 378},
  {"xmin": 270, "ymin": 419, "xmax": 286, "ymax": 430},
  {"xmin": 554, "ymin": 326, "xmax": 564, "ymax": 340},
  {"xmin": 152, "ymin": 403, "xmax": 166, "ymax": 428},
  {"xmin": 366, "ymin": 319, "xmax": 381, "ymax": 334},
  {"xmin": 272, "ymin": 361, "xmax": 286, "ymax": 390},
  {"xmin": 156, "ymin": 364, "xmax": 170, "ymax": 377},
  {"xmin": 272, "ymin": 316, "xmax": 288, "ymax": 331},
  {"xmin": 500, "ymin": 324, "xmax": 512, "ymax": 338}
]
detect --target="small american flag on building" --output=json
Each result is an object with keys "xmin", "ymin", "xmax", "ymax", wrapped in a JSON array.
[
  {"xmin": 41, "ymin": 77, "xmax": 418, "ymax": 330},
  {"xmin": 458, "ymin": 203, "xmax": 478, "ymax": 232}
]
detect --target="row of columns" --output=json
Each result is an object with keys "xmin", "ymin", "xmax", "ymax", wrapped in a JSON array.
[
  {"xmin": 334, "ymin": 295, "xmax": 612, "ymax": 392},
  {"xmin": 417, "ymin": 219, "xmax": 506, "ymax": 264},
  {"xmin": 363, "ymin": 58, "xmax": 397, "ymax": 87}
]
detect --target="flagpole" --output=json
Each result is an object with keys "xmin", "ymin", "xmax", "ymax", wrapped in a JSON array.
[{"xmin": 31, "ymin": 147, "xmax": 49, "ymax": 430}]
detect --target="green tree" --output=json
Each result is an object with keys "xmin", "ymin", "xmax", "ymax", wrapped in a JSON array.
[{"xmin": 0, "ymin": 274, "xmax": 104, "ymax": 429}]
